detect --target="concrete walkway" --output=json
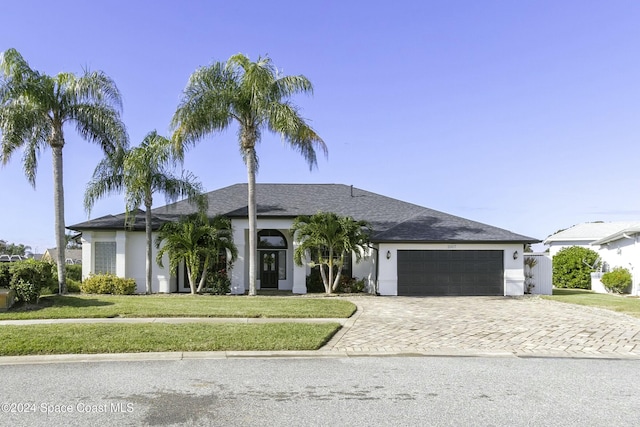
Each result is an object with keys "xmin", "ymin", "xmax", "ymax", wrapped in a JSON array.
[
  {"xmin": 326, "ymin": 296, "xmax": 640, "ymax": 358},
  {"xmin": 2, "ymin": 296, "xmax": 640, "ymax": 363}
]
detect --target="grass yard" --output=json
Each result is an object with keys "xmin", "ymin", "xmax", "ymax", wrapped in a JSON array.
[
  {"xmin": 0, "ymin": 294, "xmax": 357, "ymax": 320},
  {"xmin": 0, "ymin": 322, "xmax": 342, "ymax": 356},
  {"xmin": 543, "ymin": 288, "xmax": 640, "ymax": 318}
]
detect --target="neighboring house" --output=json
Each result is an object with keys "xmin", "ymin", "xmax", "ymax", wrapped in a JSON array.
[
  {"xmin": 68, "ymin": 183, "xmax": 538, "ymax": 296},
  {"xmin": 545, "ymin": 221, "xmax": 640, "ymax": 295},
  {"xmin": 41, "ymin": 248, "xmax": 82, "ymax": 265}
]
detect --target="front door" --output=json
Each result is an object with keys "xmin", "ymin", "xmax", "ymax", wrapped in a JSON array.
[{"xmin": 260, "ymin": 251, "xmax": 279, "ymax": 288}]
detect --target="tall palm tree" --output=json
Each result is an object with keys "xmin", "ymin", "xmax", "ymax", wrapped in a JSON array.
[
  {"xmin": 172, "ymin": 54, "xmax": 327, "ymax": 295},
  {"xmin": 291, "ymin": 212, "xmax": 370, "ymax": 295},
  {"xmin": 0, "ymin": 48, "xmax": 128, "ymax": 294},
  {"xmin": 155, "ymin": 214, "xmax": 237, "ymax": 294},
  {"xmin": 84, "ymin": 131, "xmax": 206, "ymax": 294}
]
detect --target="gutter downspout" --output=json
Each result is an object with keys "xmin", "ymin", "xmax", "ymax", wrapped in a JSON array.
[{"xmin": 368, "ymin": 244, "xmax": 379, "ymax": 295}]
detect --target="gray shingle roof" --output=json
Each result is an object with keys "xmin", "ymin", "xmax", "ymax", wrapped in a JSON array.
[{"xmin": 69, "ymin": 183, "xmax": 538, "ymax": 243}]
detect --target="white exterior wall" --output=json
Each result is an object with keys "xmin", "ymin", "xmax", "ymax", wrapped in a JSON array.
[
  {"xmin": 80, "ymin": 230, "xmax": 172, "ymax": 293},
  {"xmin": 593, "ymin": 236, "xmax": 640, "ymax": 295},
  {"xmin": 351, "ymin": 247, "xmax": 376, "ymax": 293},
  {"xmin": 547, "ymin": 240, "xmax": 594, "ymax": 257},
  {"xmin": 377, "ymin": 243, "xmax": 525, "ymax": 296},
  {"xmin": 124, "ymin": 232, "xmax": 172, "ymax": 293}
]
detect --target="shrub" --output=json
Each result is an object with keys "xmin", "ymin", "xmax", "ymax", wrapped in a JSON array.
[
  {"xmin": 552, "ymin": 246, "xmax": 600, "ymax": 289},
  {"xmin": 0, "ymin": 263, "xmax": 11, "ymax": 287},
  {"xmin": 306, "ymin": 268, "xmax": 325, "ymax": 293},
  {"xmin": 65, "ymin": 264, "xmax": 82, "ymax": 282},
  {"xmin": 66, "ymin": 279, "xmax": 82, "ymax": 293},
  {"xmin": 600, "ymin": 267, "xmax": 632, "ymax": 294},
  {"xmin": 203, "ymin": 269, "xmax": 231, "ymax": 295},
  {"xmin": 7, "ymin": 259, "xmax": 54, "ymax": 303},
  {"xmin": 11, "ymin": 279, "xmax": 40, "ymax": 304},
  {"xmin": 336, "ymin": 276, "xmax": 366, "ymax": 293},
  {"xmin": 81, "ymin": 274, "xmax": 136, "ymax": 295}
]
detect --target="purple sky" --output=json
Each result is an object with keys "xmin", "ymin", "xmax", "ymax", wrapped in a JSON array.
[{"xmin": 1, "ymin": 0, "xmax": 640, "ymax": 253}]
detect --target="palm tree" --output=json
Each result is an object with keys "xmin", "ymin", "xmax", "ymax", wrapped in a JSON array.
[
  {"xmin": 84, "ymin": 131, "xmax": 207, "ymax": 294},
  {"xmin": 155, "ymin": 214, "xmax": 237, "ymax": 294},
  {"xmin": 291, "ymin": 212, "xmax": 370, "ymax": 294},
  {"xmin": 0, "ymin": 48, "xmax": 128, "ymax": 294},
  {"xmin": 172, "ymin": 54, "xmax": 327, "ymax": 296}
]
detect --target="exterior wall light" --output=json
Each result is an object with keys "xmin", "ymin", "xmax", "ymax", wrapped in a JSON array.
[
  {"xmin": 386, "ymin": 250, "xmax": 391, "ymax": 260},
  {"xmin": 513, "ymin": 250, "xmax": 519, "ymax": 260}
]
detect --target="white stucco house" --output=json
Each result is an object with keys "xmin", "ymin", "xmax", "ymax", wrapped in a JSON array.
[
  {"xmin": 545, "ymin": 221, "xmax": 640, "ymax": 295},
  {"xmin": 68, "ymin": 183, "xmax": 538, "ymax": 296}
]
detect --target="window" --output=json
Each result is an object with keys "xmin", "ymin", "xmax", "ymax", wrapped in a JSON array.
[
  {"xmin": 314, "ymin": 249, "xmax": 352, "ymax": 278},
  {"xmin": 258, "ymin": 230, "xmax": 287, "ymax": 248},
  {"xmin": 94, "ymin": 242, "xmax": 116, "ymax": 274}
]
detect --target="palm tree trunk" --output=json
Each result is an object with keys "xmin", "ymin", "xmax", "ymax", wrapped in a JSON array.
[
  {"xmin": 319, "ymin": 264, "xmax": 330, "ymax": 294},
  {"xmin": 52, "ymin": 144, "xmax": 67, "ymax": 294},
  {"xmin": 246, "ymin": 150, "xmax": 257, "ymax": 296},
  {"xmin": 145, "ymin": 197, "xmax": 153, "ymax": 294},
  {"xmin": 196, "ymin": 255, "xmax": 210, "ymax": 293}
]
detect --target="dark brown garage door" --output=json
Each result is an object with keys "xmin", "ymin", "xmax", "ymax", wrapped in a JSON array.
[{"xmin": 397, "ymin": 250, "xmax": 504, "ymax": 296}]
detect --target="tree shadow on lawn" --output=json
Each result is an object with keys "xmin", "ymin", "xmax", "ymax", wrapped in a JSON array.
[
  {"xmin": 11, "ymin": 295, "xmax": 114, "ymax": 312},
  {"xmin": 552, "ymin": 288, "xmax": 593, "ymax": 296}
]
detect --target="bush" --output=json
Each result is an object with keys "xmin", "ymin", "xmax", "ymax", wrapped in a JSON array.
[
  {"xmin": 12, "ymin": 279, "xmax": 40, "ymax": 304},
  {"xmin": 203, "ymin": 269, "xmax": 231, "ymax": 295},
  {"xmin": 66, "ymin": 279, "xmax": 82, "ymax": 293},
  {"xmin": 306, "ymin": 268, "xmax": 325, "ymax": 293},
  {"xmin": 65, "ymin": 264, "xmax": 82, "ymax": 282},
  {"xmin": 600, "ymin": 267, "xmax": 632, "ymax": 294},
  {"xmin": 0, "ymin": 263, "xmax": 11, "ymax": 287},
  {"xmin": 552, "ymin": 246, "xmax": 600, "ymax": 289},
  {"xmin": 81, "ymin": 274, "xmax": 136, "ymax": 295},
  {"xmin": 7, "ymin": 260, "xmax": 55, "ymax": 303},
  {"xmin": 336, "ymin": 276, "xmax": 366, "ymax": 293}
]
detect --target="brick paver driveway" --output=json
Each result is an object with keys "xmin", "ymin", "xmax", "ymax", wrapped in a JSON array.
[{"xmin": 324, "ymin": 296, "xmax": 640, "ymax": 358}]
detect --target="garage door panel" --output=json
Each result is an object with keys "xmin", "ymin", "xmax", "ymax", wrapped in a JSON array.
[{"xmin": 397, "ymin": 250, "xmax": 504, "ymax": 296}]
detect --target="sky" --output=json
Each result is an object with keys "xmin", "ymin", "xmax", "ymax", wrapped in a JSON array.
[{"xmin": 1, "ymin": 0, "xmax": 640, "ymax": 253}]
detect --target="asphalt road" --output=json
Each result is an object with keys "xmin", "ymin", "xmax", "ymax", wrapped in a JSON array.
[{"xmin": 1, "ymin": 356, "xmax": 639, "ymax": 426}]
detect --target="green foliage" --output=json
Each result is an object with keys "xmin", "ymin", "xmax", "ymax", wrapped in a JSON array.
[
  {"xmin": 552, "ymin": 246, "xmax": 600, "ymax": 289},
  {"xmin": 8, "ymin": 260, "xmax": 54, "ymax": 288},
  {"xmin": 156, "ymin": 214, "xmax": 237, "ymax": 294},
  {"xmin": 0, "ymin": 263, "xmax": 11, "ymax": 287},
  {"xmin": 0, "ymin": 48, "xmax": 128, "ymax": 295},
  {"xmin": 306, "ymin": 268, "xmax": 325, "ymax": 293},
  {"xmin": 65, "ymin": 264, "xmax": 82, "ymax": 282},
  {"xmin": 0, "ymin": 240, "xmax": 31, "ymax": 256},
  {"xmin": 80, "ymin": 274, "xmax": 136, "ymax": 295},
  {"xmin": 203, "ymin": 269, "xmax": 231, "ymax": 295},
  {"xmin": 11, "ymin": 280, "xmax": 40, "ymax": 304},
  {"xmin": 336, "ymin": 276, "xmax": 367, "ymax": 293},
  {"xmin": 172, "ymin": 53, "xmax": 327, "ymax": 297},
  {"xmin": 66, "ymin": 279, "xmax": 82, "ymax": 293},
  {"xmin": 291, "ymin": 212, "xmax": 370, "ymax": 294},
  {"xmin": 600, "ymin": 267, "xmax": 632, "ymax": 294},
  {"xmin": 0, "ymin": 260, "xmax": 54, "ymax": 303}
]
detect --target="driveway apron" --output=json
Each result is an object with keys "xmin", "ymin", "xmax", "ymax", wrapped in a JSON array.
[{"xmin": 324, "ymin": 296, "xmax": 640, "ymax": 358}]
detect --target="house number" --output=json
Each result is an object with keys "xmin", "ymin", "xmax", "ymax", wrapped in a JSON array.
[{"xmin": 448, "ymin": 245, "xmax": 457, "ymax": 249}]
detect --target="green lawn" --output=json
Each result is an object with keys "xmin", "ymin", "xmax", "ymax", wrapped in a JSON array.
[
  {"xmin": 0, "ymin": 294, "xmax": 357, "ymax": 320},
  {"xmin": 542, "ymin": 288, "xmax": 640, "ymax": 318},
  {"xmin": 0, "ymin": 322, "xmax": 342, "ymax": 356}
]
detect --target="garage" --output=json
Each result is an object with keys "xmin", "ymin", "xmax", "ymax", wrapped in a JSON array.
[{"xmin": 397, "ymin": 250, "xmax": 504, "ymax": 296}]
